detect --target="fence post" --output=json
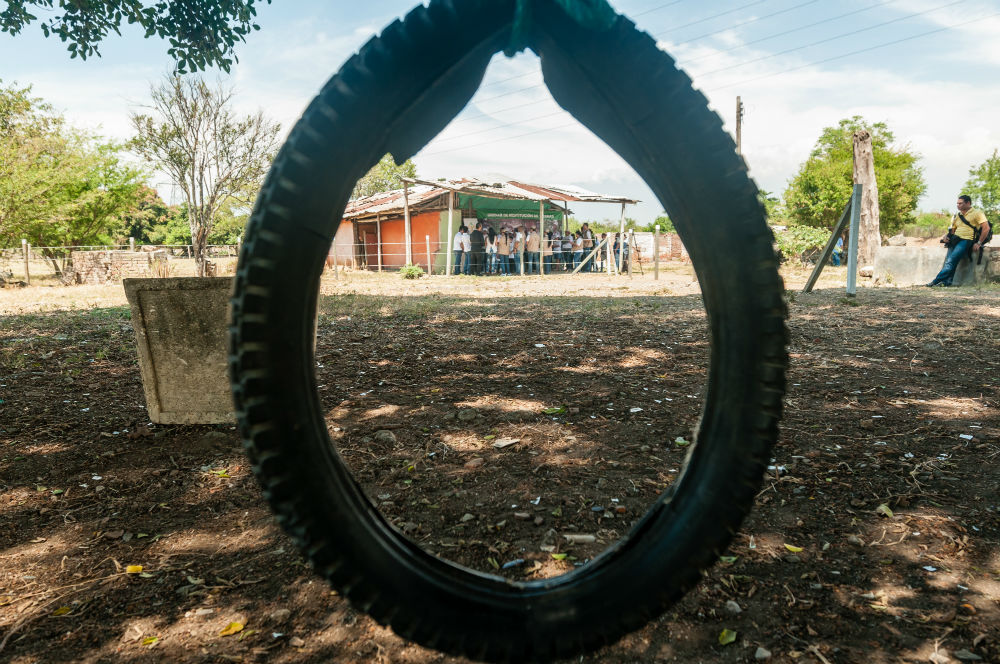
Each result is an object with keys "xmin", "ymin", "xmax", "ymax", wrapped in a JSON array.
[
  {"xmin": 846, "ymin": 183, "xmax": 862, "ymax": 297},
  {"xmin": 332, "ymin": 241, "xmax": 339, "ymax": 280},
  {"xmin": 22, "ymin": 239, "xmax": 30, "ymax": 286},
  {"xmin": 129, "ymin": 237, "xmax": 135, "ymax": 252},
  {"xmin": 654, "ymin": 225, "xmax": 660, "ymax": 280},
  {"xmin": 425, "ymin": 235, "xmax": 432, "ymax": 276}
]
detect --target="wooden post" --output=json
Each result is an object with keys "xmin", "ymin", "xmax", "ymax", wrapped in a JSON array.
[
  {"xmin": 852, "ymin": 130, "xmax": 881, "ymax": 267},
  {"xmin": 446, "ymin": 193, "xmax": 454, "ymax": 276},
  {"xmin": 22, "ymin": 239, "xmax": 30, "ymax": 286},
  {"xmin": 237, "ymin": 236, "xmax": 242, "ymax": 256},
  {"xmin": 332, "ymin": 239, "xmax": 340, "ymax": 281},
  {"xmin": 627, "ymin": 229, "xmax": 634, "ymax": 279},
  {"xmin": 403, "ymin": 181, "xmax": 413, "ymax": 265},
  {"xmin": 425, "ymin": 235, "xmax": 432, "ymax": 275},
  {"xmin": 735, "ymin": 96, "xmax": 744, "ymax": 156},
  {"xmin": 654, "ymin": 224, "xmax": 660, "ymax": 280},
  {"xmin": 607, "ymin": 238, "xmax": 613, "ymax": 275},
  {"xmin": 376, "ymin": 214, "xmax": 383, "ymax": 272},
  {"xmin": 539, "ymin": 201, "xmax": 545, "ymax": 276},
  {"xmin": 846, "ymin": 183, "xmax": 862, "ymax": 297},
  {"xmin": 617, "ymin": 202, "xmax": 626, "ymax": 277},
  {"xmin": 129, "ymin": 237, "xmax": 136, "ymax": 252}
]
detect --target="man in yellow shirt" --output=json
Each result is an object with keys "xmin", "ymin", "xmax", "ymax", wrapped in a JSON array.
[{"xmin": 927, "ymin": 195, "xmax": 990, "ymax": 287}]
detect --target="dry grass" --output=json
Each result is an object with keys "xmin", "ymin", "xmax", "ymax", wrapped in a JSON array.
[{"xmin": 0, "ymin": 261, "xmax": 877, "ymax": 317}]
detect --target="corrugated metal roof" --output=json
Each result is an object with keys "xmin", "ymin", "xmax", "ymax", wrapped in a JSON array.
[{"xmin": 343, "ymin": 177, "xmax": 637, "ymax": 219}]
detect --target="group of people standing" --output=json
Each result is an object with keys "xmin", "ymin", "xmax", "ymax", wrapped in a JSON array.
[{"xmin": 451, "ymin": 222, "xmax": 631, "ymax": 275}]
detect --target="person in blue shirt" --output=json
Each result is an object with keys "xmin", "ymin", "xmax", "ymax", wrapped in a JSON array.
[{"xmin": 831, "ymin": 236, "xmax": 844, "ymax": 266}]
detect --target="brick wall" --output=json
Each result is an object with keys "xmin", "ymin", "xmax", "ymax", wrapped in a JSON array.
[{"xmin": 69, "ymin": 250, "xmax": 167, "ymax": 284}]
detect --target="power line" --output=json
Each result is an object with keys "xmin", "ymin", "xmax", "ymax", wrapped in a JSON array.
[
  {"xmin": 651, "ymin": 0, "xmax": 771, "ymax": 36},
  {"xmin": 669, "ymin": 0, "xmax": 822, "ymax": 47},
  {"xmin": 433, "ymin": 110, "xmax": 566, "ymax": 143},
  {"xmin": 420, "ymin": 9, "xmax": 997, "ymax": 158},
  {"xmin": 630, "ymin": 0, "xmax": 688, "ymax": 19},
  {"xmin": 432, "ymin": 0, "xmax": 970, "ymax": 137},
  {"xmin": 706, "ymin": 9, "xmax": 1000, "ymax": 92},
  {"xmin": 692, "ymin": 0, "xmax": 969, "ymax": 78},
  {"xmin": 678, "ymin": 0, "xmax": 901, "ymax": 65},
  {"xmin": 458, "ymin": 0, "xmax": 907, "ymax": 121}
]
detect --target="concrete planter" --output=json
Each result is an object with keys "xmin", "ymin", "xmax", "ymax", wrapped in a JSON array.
[
  {"xmin": 874, "ymin": 246, "xmax": 999, "ymax": 287},
  {"xmin": 123, "ymin": 277, "xmax": 235, "ymax": 424}
]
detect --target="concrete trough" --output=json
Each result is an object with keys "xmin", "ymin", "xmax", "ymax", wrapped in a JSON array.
[
  {"xmin": 123, "ymin": 277, "xmax": 235, "ymax": 424},
  {"xmin": 874, "ymin": 246, "xmax": 997, "ymax": 287}
]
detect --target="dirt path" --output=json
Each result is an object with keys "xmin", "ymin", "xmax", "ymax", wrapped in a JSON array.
[{"xmin": 1, "ymin": 272, "xmax": 997, "ymax": 663}]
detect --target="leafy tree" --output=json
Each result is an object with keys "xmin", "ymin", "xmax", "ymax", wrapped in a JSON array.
[
  {"xmin": 352, "ymin": 153, "xmax": 417, "ymax": 199},
  {"xmin": 758, "ymin": 191, "xmax": 784, "ymax": 224},
  {"xmin": 634, "ymin": 214, "xmax": 675, "ymax": 233},
  {"xmin": 0, "ymin": 81, "xmax": 144, "ymax": 273},
  {"xmin": 962, "ymin": 149, "xmax": 1000, "ymax": 219},
  {"xmin": 0, "ymin": 1, "xmax": 271, "ymax": 73},
  {"xmin": 773, "ymin": 225, "xmax": 830, "ymax": 264},
  {"xmin": 107, "ymin": 184, "xmax": 188, "ymax": 244},
  {"xmin": 783, "ymin": 116, "xmax": 926, "ymax": 235},
  {"xmin": 207, "ymin": 196, "xmax": 251, "ymax": 244},
  {"xmin": 130, "ymin": 76, "xmax": 280, "ymax": 276}
]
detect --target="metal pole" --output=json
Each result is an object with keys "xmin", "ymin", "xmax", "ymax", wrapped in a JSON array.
[
  {"xmin": 802, "ymin": 192, "xmax": 855, "ymax": 294},
  {"xmin": 539, "ymin": 201, "xmax": 545, "ymax": 276},
  {"xmin": 446, "ymin": 194, "xmax": 454, "ymax": 276},
  {"xmin": 22, "ymin": 239, "xmax": 29, "ymax": 286},
  {"xmin": 607, "ymin": 238, "xmax": 613, "ymax": 275},
  {"xmin": 654, "ymin": 224, "xmax": 660, "ymax": 280},
  {"xmin": 618, "ymin": 203, "xmax": 626, "ymax": 277},
  {"xmin": 403, "ymin": 181, "xmax": 413, "ymax": 265},
  {"xmin": 425, "ymin": 235, "xmax": 432, "ymax": 275},
  {"xmin": 376, "ymin": 214, "xmax": 383, "ymax": 273},
  {"xmin": 846, "ymin": 183, "xmax": 862, "ymax": 296}
]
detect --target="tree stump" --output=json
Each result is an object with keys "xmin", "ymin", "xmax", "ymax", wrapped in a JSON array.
[{"xmin": 852, "ymin": 130, "xmax": 881, "ymax": 266}]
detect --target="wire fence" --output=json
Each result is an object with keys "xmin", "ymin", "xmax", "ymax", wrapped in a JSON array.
[
  {"xmin": 327, "ymin": 232, "xmax": 689, "ymax": 276},
  {"xmin": 0, "ymin": 232, "xmax": 689, "ymax": 285},
  {"xmin": 0, "ymin": 244, "xmax": 240, "ymax": 285}
]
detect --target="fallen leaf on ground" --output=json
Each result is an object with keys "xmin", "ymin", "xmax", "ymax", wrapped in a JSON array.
[{"xmin": 219, "ymin": 622, "xmax": 244, "ymax": 636}]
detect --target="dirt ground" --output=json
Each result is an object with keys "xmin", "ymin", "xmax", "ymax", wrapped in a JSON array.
[{"xmin": 1, "ymin": 265, "xmax": 998, "ymax": 664}]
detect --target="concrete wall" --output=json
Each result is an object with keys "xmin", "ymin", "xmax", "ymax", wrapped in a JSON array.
[
  {"xmin": 874, "ymin": 246, "xmax": 999, "ymax": 286},
  {"xmin": 70, "ymin": 250, "xmax": 167, "ymax": 284}
]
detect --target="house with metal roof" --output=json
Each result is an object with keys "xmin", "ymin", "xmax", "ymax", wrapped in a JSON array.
[{"xmin": 329, "ymin": 177, "xmax": 638, "ymax": 273}]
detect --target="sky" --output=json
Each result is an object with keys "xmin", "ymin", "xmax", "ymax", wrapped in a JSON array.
[{"xmin": 2, "ymin": 0, "xmax": 999, "ymax": 225}]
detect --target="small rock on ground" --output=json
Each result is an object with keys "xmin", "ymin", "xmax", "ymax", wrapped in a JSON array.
[{"xmin": 373, "ymin": 430, "xmax": 396, "ymax": 444}]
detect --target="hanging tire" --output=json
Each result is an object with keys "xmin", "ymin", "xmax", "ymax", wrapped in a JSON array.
[{"xmin": 229, "ymin": 1, "xmax": 787, "ymax": 662}]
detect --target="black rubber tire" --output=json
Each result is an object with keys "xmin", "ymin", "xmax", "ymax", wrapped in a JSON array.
[{"xmin": 229, "ymin": 1, "xmax": 788, "ymax": 662}]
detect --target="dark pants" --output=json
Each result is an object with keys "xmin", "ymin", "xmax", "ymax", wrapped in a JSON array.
[{"xmin": 470, "ymin": 246, "xmax": 484, "ymax": 275}]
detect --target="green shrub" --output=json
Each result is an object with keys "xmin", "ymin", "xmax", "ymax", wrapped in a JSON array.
[
  {"xmin": 399, "ymin": 263, "xmax": 425, "ymax": 279},
  {"xmin": 901, "ymin": 211, "xmax": 950, "ymax": 238},
  {"xmin": 772, "ymin": 225, "xmax": 831, "ymax": 264}
]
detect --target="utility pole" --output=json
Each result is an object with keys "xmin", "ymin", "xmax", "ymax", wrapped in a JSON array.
[{"xmin": 735, "ymin": 96, "xmax": 745, "ymax": 156}]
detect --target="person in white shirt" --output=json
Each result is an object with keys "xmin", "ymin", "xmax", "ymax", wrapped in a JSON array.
[
  {"xmin": 452, "ymin": 226, "xmax": 466, "ymax": 276},
  {"xmin": 460, "ymin": 227, "xmax": 472, "ymax": 274}
]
